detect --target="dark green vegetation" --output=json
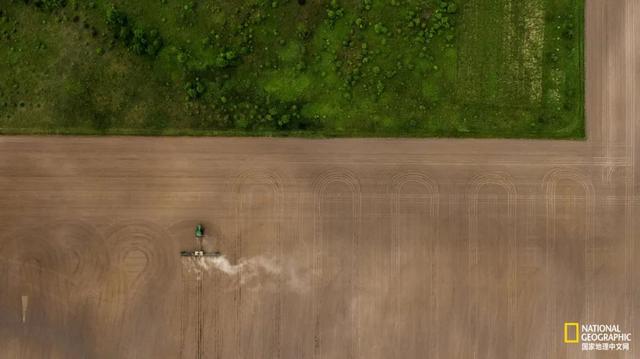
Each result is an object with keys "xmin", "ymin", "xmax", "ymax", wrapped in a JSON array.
[{"xmin": 0, "ymin": 0, "xmax": 584, "ymax": 138}]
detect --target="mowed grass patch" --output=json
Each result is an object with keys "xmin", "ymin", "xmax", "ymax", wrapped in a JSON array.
[{"xmin": 0, "ymin": 0, "xmax": 584, "ymax": 138}]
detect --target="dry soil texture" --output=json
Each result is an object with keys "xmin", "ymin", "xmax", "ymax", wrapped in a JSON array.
[{"xmin": 0, "ymin": 0, "xmax": 639, "ymax": 358}]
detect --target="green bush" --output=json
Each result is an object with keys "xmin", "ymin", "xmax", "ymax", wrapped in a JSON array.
[
  {"xmin": 33, "ymin": 0, "xmax": 66, "ymax": 11},
  {"xmin": 105, "ymin": 5, "xmax": 163, "ymax": 57}
]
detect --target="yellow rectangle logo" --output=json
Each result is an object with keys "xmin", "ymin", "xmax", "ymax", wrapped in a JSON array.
[{"xmin": 564, "ymin": 322, "xmax": 580, "ymax": 343}]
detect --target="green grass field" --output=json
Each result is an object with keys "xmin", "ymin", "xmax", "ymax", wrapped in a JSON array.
[{"xmin": 0, "ymin": 0, "xmax": 584, "ymax": 138}]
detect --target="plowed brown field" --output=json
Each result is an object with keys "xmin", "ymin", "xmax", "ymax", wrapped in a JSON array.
[{"xmin": 0, "ymin": 1, "xmax": 638, "ymax": 358}]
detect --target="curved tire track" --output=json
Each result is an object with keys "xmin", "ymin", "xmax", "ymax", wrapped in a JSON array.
[
  {"xmin": 542, "ymin": 168, "xmax": 595, "ymax": 357},
  {"xmin": 0, "ymin": 219, "xmax": 107, "ymax": 358},
  {"xmin": 101, "ymin": 221, "xmax": 177, "ymax": 357},
  {"xmin": 388, "ymin": 172, "xmax": 439, "ymax": 357},
  {"xmin": 232, "ymin": 170, "xmax": 284, "ymax": 359},
  {"xmin": 466, "ymin": 172, "xmax": 518, "ymax": 359},
  {"xmin": 312, "ymin": 169, "xmax": 361, "ymax": 359}
]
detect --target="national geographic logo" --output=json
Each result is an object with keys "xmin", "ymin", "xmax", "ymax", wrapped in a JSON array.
[
  {"xmin": 564, "ymin": 323, "xmax": 580, "ymax": 344},
  {"xmin": 564, "ymin": 322, "xmax": 632, "ymax": 352}
]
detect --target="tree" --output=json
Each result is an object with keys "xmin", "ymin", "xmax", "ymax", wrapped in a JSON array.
[
  {"xmin": 106, "ymin": 6, "xmax": 128, "ymax": 30},
  {"xmin": 129, "ymin": 28, "xmax": 147, "ymax": 56},
  {"xmin": 34, "ymin": 0, "xmax": 66, "ymax": 11},
  {"xmin": 106, "ymin": 5, "xmax": 163, "ymax": 57},
  {"xmin": 184, "ymin": 78, "xmax": 206, "ymax": 100},
  {"xmin": 146, "ymin": 29, "xmax": 163, "ymax": 56}
]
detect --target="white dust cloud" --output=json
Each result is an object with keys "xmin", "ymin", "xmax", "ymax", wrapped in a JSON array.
[{"xmin": 184, "ymin": 255, "xmax": 309, "ymax": 293}]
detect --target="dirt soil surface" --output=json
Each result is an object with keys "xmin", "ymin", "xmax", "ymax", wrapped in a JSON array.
[{"xmin": 0, "ymin": 0, "xmax": 638, "ymax": 358}]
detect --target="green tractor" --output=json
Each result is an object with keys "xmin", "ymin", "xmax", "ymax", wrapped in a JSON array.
[
  {"xmin": 195, "ymin": 223, "xmax": 204, "ymax": 238},
  {"xmin": 180, "ymin": 223, "xmax": 220, "ymax": 257}
]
